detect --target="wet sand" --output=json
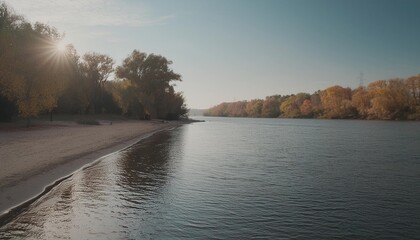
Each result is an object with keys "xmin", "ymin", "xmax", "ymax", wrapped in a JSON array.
[{"xmin": 0, "ymin": 120, "xmax": 178, "ymax": 215}]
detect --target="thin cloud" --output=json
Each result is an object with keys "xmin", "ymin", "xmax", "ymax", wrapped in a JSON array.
[
  {"xmin": 89, "ymin": 31, "xmax": 113, "ymax": 37},
  {"xmin": 6, "ymin": 0, "xmax": 174, "ymax": 27},
  {"xmin": 88, "ymin": 31, "xmax": 126, "ymax": 43}
]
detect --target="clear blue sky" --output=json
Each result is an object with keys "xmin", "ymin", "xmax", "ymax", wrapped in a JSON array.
[{"xmin": 7, "ymin": 0, "xmax": 420, "ymax": 109}]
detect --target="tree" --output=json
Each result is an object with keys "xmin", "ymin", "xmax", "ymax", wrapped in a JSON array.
[
  {"xmin": 106, "ymin": 79, "xmax": 150, "ymax": 118},
  {"xmin": 405, "ymin": 75, "xmax": 420, "ymax": 119},
  {"xmin": 367, "ymin": 79, "xmax": 410, "ymax": 120},
  {"xmin": 320, "ymin": 85, "xmax": 354, "ymax": 119},
  {"xmin": 0, "ymin": 3, "xmax": 26, "ymax": 120},
  {"xmin": 79, "ymin": 52, "xmax": 114, "ymax": 114},
  {"xmin": 156, "ymin": 87, "xmax": 188, "ymax": 120},
  {"xmin": 204, "ymin": 102, "xmax": 229, "ymax": 117},
  {"xmin": 309, "ymin": 91, "xmax": 323, "ymax": 118},
  {"xmin": 280, "ymin": 93, "xmax": 309, "ymax": 118},
  {"xmin": 299, "ymin": 99, "xmax": 313, "ymax": 118},
  {"xmin": 56, "ymin": 45, "xmax": 92, "ymax": 114},
  {"xmin": 261, "ymin": 96, "xmax": 281, "ymax": 118},
  {"xmin": 0, "ymin": 5, "xmax": 67, "ymax": 125},
  {"xmin": 226, "ymin": 101, "xmax": 247, "ymax": 117},
  {"xmin": 351, "ymin": 86, "xmax": 371, "ymax": 119},
  {"xmin": 245, "ymin": 99, "xmax": 264, "ymax": 117},
  {"xmin": 116, "ymin": 50, "xmax": 184, "ymax": 119}
]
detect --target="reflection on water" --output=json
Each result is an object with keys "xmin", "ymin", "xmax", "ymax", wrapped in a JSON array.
[
  {"xmin": 1, "ymin": 118, "xmax": 420, "ymax": 239},
  {"xmin": 0, "ymin": 130, "xmax": 181, "ymax": 239},
  {"xmin": 117, "ymin": 133, "xmax": 172, "ymax": 200}
]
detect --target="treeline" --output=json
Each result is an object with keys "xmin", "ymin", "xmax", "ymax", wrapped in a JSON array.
[
  {"xmin": 0, "ymin": 3, "xmax": 187, "ymax": 122},
  {"xmin": 205, "ymin": 77, "xmax": 420, "ymax": 120}
]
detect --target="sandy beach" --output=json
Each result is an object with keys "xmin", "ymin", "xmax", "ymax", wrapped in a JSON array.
[{"xmin": 0, "ymin": 120, "xmax": 177, "ymax": 215}]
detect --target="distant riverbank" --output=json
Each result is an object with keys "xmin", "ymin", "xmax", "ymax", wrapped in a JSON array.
[
  {"xmin": 205, "ymin": 77, "xmax": 420, "ymax": 121},
  {"xmin": 0, "ymin": 119, "xmax": 181, "ymax": 216}
]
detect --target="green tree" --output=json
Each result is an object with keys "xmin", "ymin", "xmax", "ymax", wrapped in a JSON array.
[
  {"xmin": 156, "ymin": 87, "xmax": 188, "ymax": 119},
  {"xmin": 108, "ymin": 80, "xmax": 138, "ymax": 117},
  {"xmin": 79, "ymin": 52, "xmax": 114, "ymax": 114},
  {"xmin": 56, "ymin": 45, "xmax": 92, "ymax": 114},
  {"xmin": 116, "ymin": 50, "xmax": 184, "ymax": 119}
]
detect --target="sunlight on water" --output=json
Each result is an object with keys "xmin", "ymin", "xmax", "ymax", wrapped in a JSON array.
[{"xmin": 1, "ymin": 118, "xmax": 420, "ymax": 239}]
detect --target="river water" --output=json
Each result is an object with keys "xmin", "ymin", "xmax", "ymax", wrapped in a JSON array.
[{"xmin": 1, "ymin": 117, "xmax": 419, "ymax": 239}]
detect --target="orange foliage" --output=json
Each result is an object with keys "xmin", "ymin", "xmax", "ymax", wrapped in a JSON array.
[
  {"xmin": 367, "ymin": 79, "xmax": 410, "ymax": 119},
  {"xmin": 205, "ymin": 76, "xmax": 420, "ymax": 120},
  {"xmin": 320, "ymin": 85, "xmax": 354, "ymax": 119},
  {"xmin": 351, "ymin": 87, "xmax": 371, "ymax": 118},
  {"xmin": 300, "ymin": 99, "xmax": 313, "ymax": 117}
]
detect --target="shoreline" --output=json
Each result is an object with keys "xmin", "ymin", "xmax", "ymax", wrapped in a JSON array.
[{"xmin": 0, "ymin": 120, "xmax": 183, "ymax": 220}]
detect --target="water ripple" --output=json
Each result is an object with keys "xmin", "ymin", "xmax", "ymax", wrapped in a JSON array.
[{"xmin": 1, "ymin": 118, "xmax": 420, "ymax": 239}]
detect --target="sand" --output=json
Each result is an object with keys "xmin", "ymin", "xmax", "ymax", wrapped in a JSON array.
[{"xmin": 0, "ymin": 120, "xmax": 177, "ymax": 215}]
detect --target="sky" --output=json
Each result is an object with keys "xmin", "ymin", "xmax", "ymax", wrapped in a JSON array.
[{"xmin": 5, "ymin": 0, "xmax": 420, "ymax": 109}]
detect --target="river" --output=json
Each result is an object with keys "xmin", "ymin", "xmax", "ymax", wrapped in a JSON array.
[{"xmin": 1, "ymin": 117, "xmax": 419, "ymax": 239}]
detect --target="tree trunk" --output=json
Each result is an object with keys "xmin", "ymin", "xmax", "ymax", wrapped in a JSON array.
[
  {"xmin": 50, "ymin": 110, "xmax": 53, "ymax": 122},
  {"xmin": 26, "ymin": 118, "xmax": 30, "ymax": 128}
]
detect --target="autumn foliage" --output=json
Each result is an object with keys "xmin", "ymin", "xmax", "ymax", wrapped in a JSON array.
[
  {"xmin": 205, "ymin": 76, "xmax": 420, "ymax": 120},
  {"xmin": 0, "ymin": 3, "xmax": 187, "ymax": 122}
]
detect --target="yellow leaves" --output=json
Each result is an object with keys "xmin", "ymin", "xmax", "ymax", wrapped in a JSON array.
[
  {"xmin": 406, "ymin": 75, "xmax": 420, "ymax": 99},
  {"xmin": 9, "ymin": 74, "xmax": 61, "ymax": 118},
  {"xmin": 320, "ymin": 86, "xmax": 353, "ymax": 119},
  {"xmin": 227, "ymin": 101, "xmax": 247, "ymax": 117},
  {"xmin": 0, "ymin": 8, "xmax": 66, "ymax": 119},
  {"xmin": 0, "ymin": 50, "xmax": 63, "ymax": 118},
  {"xmin": 280, "ymin": 97, "xmax": 298, "ymax": 118},
  {"xmin": 300, "ymin": 99, "xmax": 313, "ymax": 117},
  {"xmin": 367, "ymin": 79, "xmax": 410, "ymax": 119},
  {"xmin": 205, "ymin": 76, "xmax": 419, "ymax": 120},
  {"xmin": 0, "ymin": 72, "xmax": 25, "ymax": 99},
  {"xmin": 245, "ymin": 99, "xmax": 263, "ymax": 117},
  {"xmin": 107, "ymin": 80, "xmax": 137, "ymax": 114},
  {"xmin": 351, "ymin": 87, "xmax": 370, "ymax": 118}
]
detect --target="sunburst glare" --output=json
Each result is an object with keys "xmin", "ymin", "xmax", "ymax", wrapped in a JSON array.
[
  {"xmin": 33, "ymin": 37, "xmax": 72, "ymax": 72},
  {"xmin": 55, "ymin": 40, "xmax": 67, "ymax": 53}
]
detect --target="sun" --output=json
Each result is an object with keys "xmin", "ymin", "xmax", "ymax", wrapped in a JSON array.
[{"xmin": 55, "ymin": 40, "xmax": 67, "ymax": 53}]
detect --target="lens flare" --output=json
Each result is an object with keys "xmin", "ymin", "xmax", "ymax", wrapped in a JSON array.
[{"xmin": 55, "ymin": 41, "xmax": 67, "ymax": 53}]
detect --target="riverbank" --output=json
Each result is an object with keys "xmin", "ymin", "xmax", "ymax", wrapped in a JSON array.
[{"xmin": 0, "ymin": 119, "xmax": 180, "ymax": 216}]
